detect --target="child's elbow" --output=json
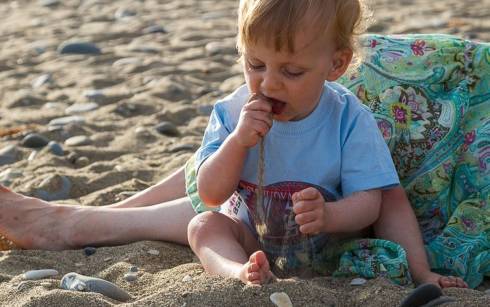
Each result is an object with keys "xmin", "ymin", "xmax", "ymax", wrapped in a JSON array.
[{"xmin": 198, "ymin": 191, "xmax": 223, "ymax": 208}]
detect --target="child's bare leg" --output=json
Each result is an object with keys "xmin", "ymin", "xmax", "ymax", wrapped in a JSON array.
[
  {"xmin": 188, "ymin": 212, "xmax": 272, "ymax": 285},
  {"xmin": 0, "ymin": 185, "xmax": 195, "ymax": 250},
  {"xmin": 108, "ymin": 166, "xmax": 186, "ymax": 208},
  {"xmin": 375, "ymin": 187, "xmax": 468, "ymax": 288}
]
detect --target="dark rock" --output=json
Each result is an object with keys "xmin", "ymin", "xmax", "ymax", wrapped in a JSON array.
[
  {"xmin": 155, "ymin": 122, "xmax": 179, "ymax": 137},
  {"xmin": 21, "ymin": 133, "xmax": 50, "ymax": 148},
  {"xmin": 58, "ymin": 41, "xmax": 101, "ymax": 55},
  {"xmin": 47, "ymin": 141, "xmax": 64, "ymax": 156},
  {"xmin": 400, "ymin": 283, "xmax": 442, "ymax": 307},
  {"xmin": 142, "ymin": 25, "xmax": 167, "ymax": 34},
  {"xmin": 83, "ymin": 247, "xmax": 97, "ymax": 256},
  {"xmin": 0, "ymin": 145, "xmax": 20, "ymax": 166}
]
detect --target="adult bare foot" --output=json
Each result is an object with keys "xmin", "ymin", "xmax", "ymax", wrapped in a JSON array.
[
  {"xmin": 419, "ymin": 271, "xmax": 468, "ymax": 288},
  {"xmin": 239, "ymin": 250, "xmax": 274, "ymax": 285},
  {"xmin": 0, "ymin": 185, "xmax": 81, "ymax": 250}
]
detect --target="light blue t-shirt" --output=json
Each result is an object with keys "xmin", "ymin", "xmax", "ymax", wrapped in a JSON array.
[
  {"xmin": 196, "ymin": 82, "xmax": 399, "ymax": 200},
  {"xmin": 195, "ymin": 82, "xmax": 399, "ymax": 277}
]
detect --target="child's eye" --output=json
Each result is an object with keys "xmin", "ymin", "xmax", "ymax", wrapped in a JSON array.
[
  {"xmin": 283, "ymin": 69, "xmax": 304, "ymax": 78},
  {"xmin": 247, "ymin": 60, "xmax": 265, "ymax": 70}
]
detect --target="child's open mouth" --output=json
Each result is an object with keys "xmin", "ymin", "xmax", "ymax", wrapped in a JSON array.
[{"xmin": 264, "ymin": 95, "xmax": 286, "ymax": 115}]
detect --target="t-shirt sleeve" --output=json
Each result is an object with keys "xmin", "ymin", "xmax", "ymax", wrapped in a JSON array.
[
  {"xmin": 340, "ymin": 108, "xmax": 400, "ymax": 197},
  {"xmin": 195, "ymin": 104, "xmax": 232, "ymax": 172}
]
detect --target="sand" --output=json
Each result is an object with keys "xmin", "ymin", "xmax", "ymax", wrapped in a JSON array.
[{"xmin": 0, "ymin": 0, "xmax": 489, "ymax": 305}]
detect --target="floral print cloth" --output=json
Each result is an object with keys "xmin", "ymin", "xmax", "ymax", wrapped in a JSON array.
[{"xmin": 186, "ymin": 34, "xmax": 490, "ymax": 287}]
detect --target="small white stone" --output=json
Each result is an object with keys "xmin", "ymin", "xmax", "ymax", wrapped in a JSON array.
[
  {"xmin": 485, "ymin": 289, "xmax": 490, "ymax": 296},
  {"xmin": 104, "ymin": 257, "xmax": 113, "ymax": 262},
  {"xmin": 270, "ymin": 292, "xmax": 293, "ymax": 307},
  {"xmin": 40, "ymin": 282, "xmax": 51, "ymax": 288},
  {"xmin": 182, "ymin": 275, "xmax": 192, "ymax": 282},
  {"xmin": 124, "ymin": 273, "xmax": 138, "ymax": 282},
  {"xmin": 23, "ymin": 269, "xmax": 59, "ymax": 280},
  {"xmin": 350, "ymin": 277, "xmax": 367, "ymax": 286},
  {"xmin": 75, "ymin": 262, "xmax": 84, "ymax": 267},
  {"xmin": 148, "ymin": 249, "xmax": 160, "ymax": 256}
]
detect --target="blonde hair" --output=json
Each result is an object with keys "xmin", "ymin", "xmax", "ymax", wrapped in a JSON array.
[{"xmin": 237, "ymin": 0, "xmax": 372, "ymax": 67}]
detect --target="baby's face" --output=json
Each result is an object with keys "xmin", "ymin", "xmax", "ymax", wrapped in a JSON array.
[{"xmin": 242, "ymin": 28, "xmax": 342, "ymax": 122}]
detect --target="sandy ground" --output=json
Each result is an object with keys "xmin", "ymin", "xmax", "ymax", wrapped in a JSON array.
[{"xmin": 0, "ymin": 0, "xmax": 489, "ymax": 306}]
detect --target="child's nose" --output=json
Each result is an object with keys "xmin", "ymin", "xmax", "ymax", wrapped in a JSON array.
[{"xmin": 260, "ymin": 71, "xmax": 281, "ymax": 92}]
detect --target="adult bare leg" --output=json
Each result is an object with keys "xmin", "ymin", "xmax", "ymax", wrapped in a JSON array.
[
  {"xmin": 0, "ymin": 185, "xmax": 196, "ymax": 250},
  {"xmin": 374, "ymin": 187, "xmax": 468, "ymax": 288}
]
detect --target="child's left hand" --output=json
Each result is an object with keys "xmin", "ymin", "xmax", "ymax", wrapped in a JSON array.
[{"xmin": 291, "ymin": 187, "xmax": 327, "ymax": 234}]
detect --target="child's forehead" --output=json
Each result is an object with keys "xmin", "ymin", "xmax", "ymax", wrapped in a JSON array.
[{"xmin": 245, "ymin": 27, "xmax": 334, "ymax": 58}]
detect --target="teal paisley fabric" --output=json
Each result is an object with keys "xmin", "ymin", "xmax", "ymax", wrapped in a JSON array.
[
  {"xmin": 185, "ymin": 34, "xmax": 490, "ymax": 287},
  {"xmin": 338, "ymin": 34, "xmax": 490, "ymax": 288}
]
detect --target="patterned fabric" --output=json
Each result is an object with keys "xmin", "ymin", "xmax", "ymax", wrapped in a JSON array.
[
  {"xmin": 185, "ymin": 34, "xmax": 490, "ymax": 287},
  {"xmin": 338, "ymin": 34, "xmax": 490, "ymax": 288}
]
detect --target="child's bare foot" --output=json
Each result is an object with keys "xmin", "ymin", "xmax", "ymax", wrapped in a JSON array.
[
  {"xmin": 0, "ymin": 185, "xmax": 83, "ymax": 250},
  {"xmin": 419, "ymin": 271, "xmax": 468, "ymax": 288},
  {"xmin": 238, "ymin": 250, "xmax": 274, "ymax": 285}
]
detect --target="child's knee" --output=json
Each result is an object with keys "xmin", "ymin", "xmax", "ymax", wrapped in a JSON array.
[{"xmin": 187, "ymin": 212, "xmax": 229, "ymax": 246}]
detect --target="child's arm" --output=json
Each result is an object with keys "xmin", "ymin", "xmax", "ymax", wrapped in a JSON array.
[
  {"xmin": 197, "ymin": 94, "xmax": 273, "ymax": 206},
  {"xmin": 292, "ymin": 187, "xmax": 382, "ymax": 234}
]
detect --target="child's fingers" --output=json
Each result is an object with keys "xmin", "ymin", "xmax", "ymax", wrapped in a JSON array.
[
  {"xmin": 299, "ymin": 221, "xmax": 321, "ymax": 235},
  {"xmin": 295, "ymin": 211, "xmax": 317, "ymax": 226},
  {"xmin": 246, "ymin": 96, "xmax": 273, "ymax": 113},
  {"xmin": 292, "ymin": 187, "xmax": 321, "ymax": 203},
  {"xmin": 249, "ymin": 110, "xmax": 273, "ymax": 128}
]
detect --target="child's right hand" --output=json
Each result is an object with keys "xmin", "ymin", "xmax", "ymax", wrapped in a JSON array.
[{"xmin": 231, "ymin": 93, "xmax": 273, "ymax": 148}]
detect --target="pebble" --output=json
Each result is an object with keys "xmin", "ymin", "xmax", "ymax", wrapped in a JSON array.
[
  {"xmin": 169, "ymin": 144, "xmax": 195, "ymax": 153},
  {"xmin": 58, "ymin": 41, "xmax": 101, "ymax": 55},
  {"xmin": 39, "ymin": 0, "xmax": 60, "ymax": 7},
  {"xmin": 75, "ymin": 156, "xmax": 90, "ymax": 167},
  {"xmin": 65, "ymin": 102, "xmax": 99, "ymax": 114},
  {"xmin": 0, "ymin": 168, "xmax": 23, "ymax": 186},
  {"xmin": 21, "ymin": 133, "xmax": 50, "ymax": 148},
  {"xmin": 60, "ymin": 272, "xmax": 131, "ymax": 302},
  {"xmin": 0, "ymin": 145, "xmax": 20, "ymax": 166},
  {"xmin": 32, "ymin": 74, "xmax": 52, "ymax": 88},
  {"xmin": 155, "ymin": 122, "xmax": 179, "ymax": 137},
  {"xmin": 49, "ymin": 115, "xmax": 85, "ymax": 127},
  {"xmin": 115, "ymin": 8, "xmax": 136, "ymax": 19},
  {"xmin": 75, "ymin": 263, "xmax": 84, "ymax": 267},
  {"xmin": 182, "ymin": 275, "xmax": 192, "ymax": 282},
  {"xmin": 83, "ymin": 89, "xmax": 105, "ymax": 103},
  {"xmin": 27, "ymin": 151, "xmax": 38, "ymax": 161},
  {"xmin": 197, "ymin": 105, "xmax": 214, "ymax": 116},
  {"xmin": 65, "ymin": 135, "xmax": 91, "ymax": 146},
  {"xmin": 142, "ymin": 25, "xmax": 167, "ymax": 34},
  {"xmin": 83, "ymin": 247, "xmax": 97, "ymax": 256},
  {"xmin": 43, "ymin": 102, "xmax": 65, "ymax": 110},
  {"xmin": 104, "ymin": 257, "xmax": 113, "ymax": 262},
  {"xmin": 40, "ymin": 282, "xmax": 52, "ymax": 288},
  {"xmin": 23, "ymin": 269, "xmax": 59, "ymax": 280},
  {"xmin": 205, "ymin": 41, "xmax": 236, "ymax": 56},
  {"xmin": 113, "ymin": 57, "xmax": 142, "ymax": 67},
  {"xmin": 47, "ymin": 141, "xmax": 64, "ymax": 156},
  {"xmin": 123, "ymin": 273, "xmax": 137, "ymax": 282},
  {"xmin": 270, "ymin": 292, "xmax": 293, "ymax": 307},
  {"xmin": 17, "ymin": 281, "xmax": 29, "ymax": 291},
  {"xmin": 350, "ymin": 278, "xmax": 367, "ymax": 286},
  {"xmin": 147, "ymin": 249, "xmax": 160, "ymax": 256},
  {"xmin": 400, "ymin": 283, "xmax": 442, "ymax": 307},
  {"xmin": 485, "ymin": 289, "xmax": 490, "ymax": 296},
  {"xmin": 129, "ymin": 266, "xmax": 138, "ymax": 273},
  {"xmin": 34, "ymin": 174, "xmax": 72, "ymax": 201}
]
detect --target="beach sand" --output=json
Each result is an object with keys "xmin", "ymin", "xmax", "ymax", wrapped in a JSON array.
[{"xmin": 0, "ymin": 0, "xmax": 489, "ymax": 305}]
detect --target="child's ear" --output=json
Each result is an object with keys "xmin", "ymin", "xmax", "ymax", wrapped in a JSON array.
[{"xmin": 326, "ymin": 48, "xmax": 353, "ymax": 81}]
